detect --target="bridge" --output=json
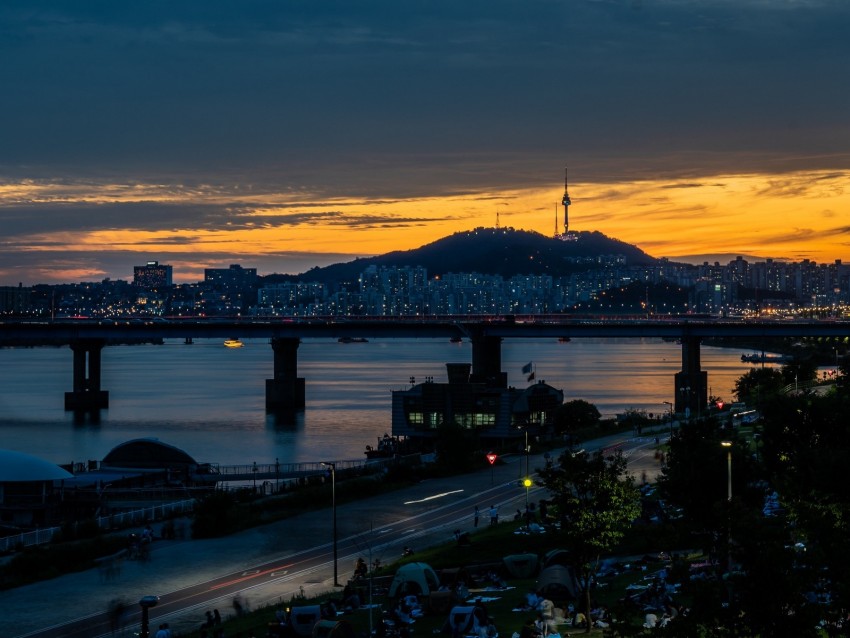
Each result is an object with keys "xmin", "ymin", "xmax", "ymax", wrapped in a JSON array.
[{"xmin": 2, "ymin": 316, "xmax": 848, "ymax": 414}]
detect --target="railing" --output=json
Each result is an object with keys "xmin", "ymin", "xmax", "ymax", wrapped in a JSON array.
[
  {"xmin": 213, "ymin": 457, "xmax": 400, "ymax": 480},
  {"xmin": 0, "ymin": 455, "xmax": 419, "ymax": 552},
  {"xmin": 0, "ymin": 499, "xmax": 195, "ymax": 553},
  {"xmin": 780, "ymin": 380, "xmax": 821, "ymax": 394}
]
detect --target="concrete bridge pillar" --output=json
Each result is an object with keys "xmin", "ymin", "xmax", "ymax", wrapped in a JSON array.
[
  {"xmin": 64, "ymin": 339, "xmax": 109, "ymax": 410},
  {"xmin": 266, "ymin": 337, "xmax": 305, "ymax": 411},
  {"xmin": 470, "ymin": 334, "xmax": 507, "ymax": 389},
  {"xmin": 674, "ymin": 336, "xmax": 708, "ymax": 418}
]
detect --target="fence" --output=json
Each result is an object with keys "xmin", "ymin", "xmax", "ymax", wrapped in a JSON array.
[
  {"xmin": 0, "ymin": 498, "xmax": 195, "ymax": 553},
  {"xmin": 1, "ymin": 455, "xmax": 422, "ymax": 552}
]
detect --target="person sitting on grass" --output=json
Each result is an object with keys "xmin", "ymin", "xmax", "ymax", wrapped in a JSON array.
[
  {"xmin": 523, "ymin": 590, "xmax": 541, "ymax": 611},
  {"xmin": 454, "ymin": 529, "xmax": 472, "ymax": 546}
]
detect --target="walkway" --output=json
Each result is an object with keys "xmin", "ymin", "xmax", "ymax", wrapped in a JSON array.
[{"xmin": 2, "ymin": 432, "xmax": 665, "ymax": 638}]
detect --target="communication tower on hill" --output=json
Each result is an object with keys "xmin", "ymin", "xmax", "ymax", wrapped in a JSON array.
[
  {"xmin": 561, "ymin": 166, "xmax": 572, "ymax": 235},
  {"xmin": 555, "ymin": 167, "xmax": 577, "ymax": 241}
]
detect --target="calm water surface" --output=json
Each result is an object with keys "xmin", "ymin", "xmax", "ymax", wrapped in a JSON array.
[{"xmin": 0, "ymin": 338, "xmax": 753, "ymax": 466}]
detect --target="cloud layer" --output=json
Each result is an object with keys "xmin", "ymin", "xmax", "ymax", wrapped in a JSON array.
[{"xmin": 1, "ymin": 1, "xmax": 848, "ymax": 283}]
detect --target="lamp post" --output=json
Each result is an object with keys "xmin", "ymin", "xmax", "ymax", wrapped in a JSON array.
[
  {"xmin": 523, "ymin": 477, "xmax": 533, "ymax": 529},
  {"xmin": 138, "ymin": 595, "xmax": 159, "ymax": 638},
  {"xmin": 662, "ymin": 401, "xmax": 674, "ymax": 438},
  {"xmin": 721, "ymin": 440, "xmax": 733, "ymax": 573},
  {"xmin": 525, "ymin": 428, "xmax": 530, "ymax": 478},
  {"xmin": 721, "ymin": 441, "xmax": 732, "ymax": 501},
  {"xmin": 321, "ymin": 461, "xmax": 340, "ymax": 586},
  {"xmin": 516, "ymin": 426, "xmax": 528, "ymax": 480},
  {"xmin": 252, "ymin": 461, "xmax": 258, "ymax": 494}
]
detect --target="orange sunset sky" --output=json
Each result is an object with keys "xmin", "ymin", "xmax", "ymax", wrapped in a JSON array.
[{"xmin": 1, "ymin": 2, "xmax": 848, "ymax": 285}]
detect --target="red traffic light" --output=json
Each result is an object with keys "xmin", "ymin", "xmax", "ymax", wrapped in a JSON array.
[{"xmin": 486, "ymin": 453, "xmax": 498, "ymax": 465}]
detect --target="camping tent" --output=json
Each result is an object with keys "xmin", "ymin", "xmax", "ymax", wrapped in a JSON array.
[
  {"xmin": 502, "ymin": 553, "xmax": 539, "ymax": 578},
  {"xmin": 289, "ymin": 606, "xmax": 322, "ymax": 637},
  {"xmin": 387, "ymin": 562, "xmax": 441, "ymax": 598},
  {"xmin": 542, "ymin": 549, "xmax": 571, "ymax": 569},
  {"xmin": 312, "ymin": 620, "xmax": 355, "ymax": 638},
  {"xmin": 535, "ymin": 565, "xmax": 579, "ymax": 600}
]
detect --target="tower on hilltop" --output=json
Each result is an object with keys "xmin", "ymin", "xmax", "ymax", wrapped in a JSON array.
[{"xmin": 561, "ymin": 166, "xmax": 572, "ymax": 235}]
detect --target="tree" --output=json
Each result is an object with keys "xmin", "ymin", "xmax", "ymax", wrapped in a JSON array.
[
  {"xmin": 779, "ymin": 358, "xmax": 818, "ymax": 388},
  {"xmin": 535, "ymin": 449, "xmax": 641, "ymax": 633},
  {"xmin": 733, "ymin": 367, "xmax": 784, "ymax": 406},
  {"xmin": 433, "ymin": 421, "xmax": 478, "ymax": 471},
  {"xmin": 552, "ymin": 399, "xmax": 601, "ymax": 435},
  {"xmin": 616, "ymin": 408, "xmax": 652, "ymax": 434},
  {"xmin": 657, "ymin": 420, "xmax": 752, "ymax": 533},
  {"xmin": 836, "ymin": 353, "xmax": 850, "ymax": 391},
  {"xmin": 756, "ymin": 388, "xmax": 850, "ymax": 619}
]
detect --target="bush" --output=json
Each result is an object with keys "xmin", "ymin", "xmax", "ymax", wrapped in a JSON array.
[
  {"xmin": 0, "ymin": 534, "xmax": 127, "ymax": 590},
  {"xmin": 192, "ymin": 491, "xmax": 243, "ymax": 538}
]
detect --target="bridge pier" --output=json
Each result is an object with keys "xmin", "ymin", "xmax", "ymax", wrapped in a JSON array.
[
  {"xmin": 470, "ymin": 334, "xmax": 507, "ymax": 388},
  {"xmin": 266, "ymin": 337, "xmax": 306, "ymax": 411},
  {"xmin": 674, "ymin": 336, "xmax": 707, "ymax": 418},
  {"xmin": 64, "ymin": 339, "xmax": 109, "ymax": 410}
]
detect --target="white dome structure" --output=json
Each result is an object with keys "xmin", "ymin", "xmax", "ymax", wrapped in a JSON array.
[
  {"xmin": 0, "ymin": 450, "xmax": 72, "ymax": 530},
  {"xmin": 0, "ymin": 450, "xmax": 73, "ymax": 482}
]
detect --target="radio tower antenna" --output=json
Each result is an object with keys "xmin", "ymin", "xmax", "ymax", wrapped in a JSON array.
[
  {"xmin": 561, "ymin": 166, "xmax": 572, "ymax": 236},
  {"xmin": 554, "ymin": 203, "xmax": 558, "ymax": 238}
]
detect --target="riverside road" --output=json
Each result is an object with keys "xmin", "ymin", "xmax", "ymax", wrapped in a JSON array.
[{"xmin": 6, "ymin": 432, "xmax": 664, "ymax": 638}]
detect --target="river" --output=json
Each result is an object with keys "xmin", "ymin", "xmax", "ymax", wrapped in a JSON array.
[{"xmin": 0, "ymin": 338, "xmax": 754, "ymax": 467}]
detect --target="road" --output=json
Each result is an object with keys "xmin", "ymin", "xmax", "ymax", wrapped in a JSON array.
[{"xmin": 8, "ymin": 433, "xmax": 665, "ymax": 638}]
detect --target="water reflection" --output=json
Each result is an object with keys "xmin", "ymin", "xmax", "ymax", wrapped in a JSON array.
[{"xmin": 0, "ymin": 338, "xmax": 751, "ymax": 466}]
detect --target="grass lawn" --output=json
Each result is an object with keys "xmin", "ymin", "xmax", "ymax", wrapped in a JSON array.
[{"xmin": 184, "ymin": 520, "xmax": 682, "ymax": 638}]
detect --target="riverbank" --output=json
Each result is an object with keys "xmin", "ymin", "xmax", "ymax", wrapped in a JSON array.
[{"xmin": 1, "ymin": 432, "xmax": 666, "ymax": 637}]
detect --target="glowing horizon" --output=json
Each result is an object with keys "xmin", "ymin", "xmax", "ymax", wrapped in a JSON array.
[{"xmin": 0, "ymin": 168, "xmax": 847, "ymax": 286}]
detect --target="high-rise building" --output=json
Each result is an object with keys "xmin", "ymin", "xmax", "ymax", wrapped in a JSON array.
[
  {"xmin": 0, "ymin": 284, "xmax": 31, "ymax": 314},
  {"xmin": 133, "ymin": 261, "xmax": 173, "ymax": 289},
  {"xmin": 204, "ymin": 264, "xmax": 258, "ymax": 290}
]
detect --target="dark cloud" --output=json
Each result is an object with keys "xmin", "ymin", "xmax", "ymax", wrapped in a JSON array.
[
  {"xmin": 0, "ymin": 248, "xmax": 359, "ymax": 286},
  {"xmin": 0, "ymin": 202, "xmax": 224, "ymax": 235},
  {"xmin": 0, "ymin": 197, "xmax": 463, "ymax": 246},
  {"xmin": 660, "ymin": 183, "xmax": 704, "ymax": 190},
  {"xmin": 709, "ymin": 223, "xmax": 850, "ymax": 252},
  {"xmin": 0, "ymin": 1, "xmax": 849, "ymax": 282},
  {"xmin": 0, "ymin": 0, "xmax": 848, "ymax": 187}
]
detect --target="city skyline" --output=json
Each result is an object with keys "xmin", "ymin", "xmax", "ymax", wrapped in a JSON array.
[{"xmin": 1, "ymin": 1, "xmax": 848, "ymax": 286}]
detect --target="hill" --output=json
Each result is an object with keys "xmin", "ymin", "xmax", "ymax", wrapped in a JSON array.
[{"xmin": 277, "ymin": 228, "xmax": 658, "ymax": 284}]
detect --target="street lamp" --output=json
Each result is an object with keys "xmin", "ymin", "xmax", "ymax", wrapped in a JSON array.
[
  {"xmin": 252, "ymin": 461, "xmax": 258, "ymax": 494},
  {"xmin": 321, "ymin": 461, "xmax": 340, "ymax": 587},
  {"xmin": 662, "ymin": 401, "xmax": 674, "ymax": 438},
  {"xmin": 721, "ymin": 440, "xmax": 733, "ymax": 573},
  {"xmin": 138, "ymin": 595, "xmax": 159, "ymax": 638},
  {"xmin": 524, "ymin": 428, "xmax": 530, "ymax": 478},
  {"xmin": 523, "ymin": 477, "xmax": 533, "ymax": 528},
  {"xmin": 721, "ymin": 441, "xmax": 732, "ymax": 501}
]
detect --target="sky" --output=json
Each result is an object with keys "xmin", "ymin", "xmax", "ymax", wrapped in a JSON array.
[{"xmin": 1, "ymin": 0, "xmax": 849, "ymax": 285}]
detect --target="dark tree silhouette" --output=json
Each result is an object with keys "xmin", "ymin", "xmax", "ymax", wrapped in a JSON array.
[{"xmin": 535, "ymin": 449, "xmax": 640, "ymax": 633}]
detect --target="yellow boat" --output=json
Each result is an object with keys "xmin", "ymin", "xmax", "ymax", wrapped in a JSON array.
[{"xmin": 223, "ymin": 338, "xmax": 244, "ymax": 348}]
